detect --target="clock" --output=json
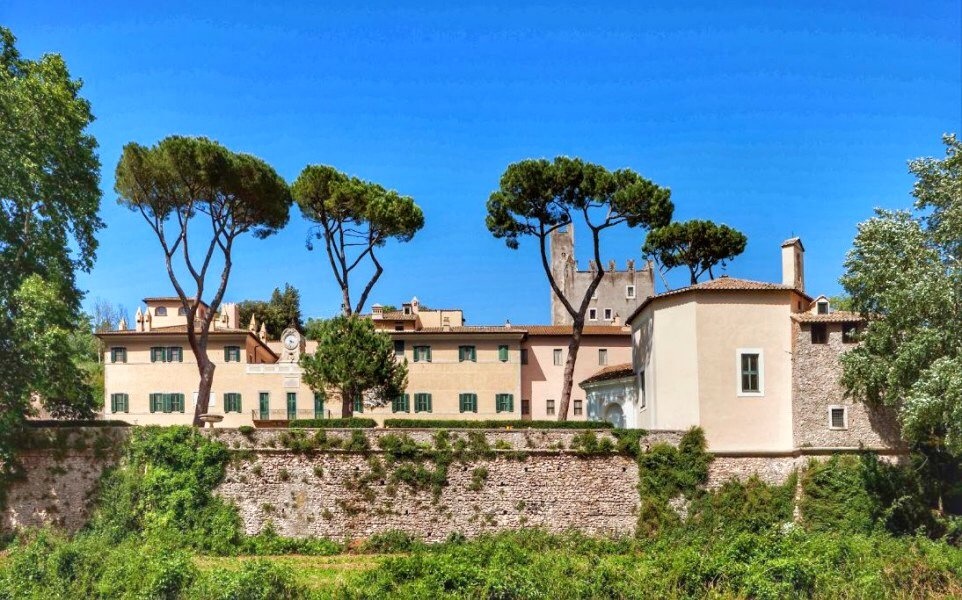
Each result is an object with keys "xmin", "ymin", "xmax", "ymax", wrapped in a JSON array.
[{"xmin": 280, "ymin": 327, "xmax": 303, "ymax": 363}]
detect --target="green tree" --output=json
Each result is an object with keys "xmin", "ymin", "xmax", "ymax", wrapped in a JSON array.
[
  {"xmin": 293, "ymin": 165, "xmax": 424, "ymax": 316},
  {"xmin": 643, "ymin": 219, "xmax": 747, "ymax": 285},
  {"xmin": 237, "ymin": 283, "xmax": 304, "ymax": 340},
  {"xmin": 486, "ymin": 157, "xmax": 672, "ymax": 420},
  {"xmin": 115, "ymin": 136, "xmax": 292, "ymax": 426},
  {"xmin": 840, "ymin": 134, "xmax": 962, "ymax": 453},
  {"xmin": 0, "ymin": 27, "xmax": 101, "ymax": 471},
  {"xmin": 300, "ymin": 315, "xmax": 407, "ymax": 418}
]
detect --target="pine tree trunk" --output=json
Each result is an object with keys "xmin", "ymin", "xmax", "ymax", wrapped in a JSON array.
[
  {"xmin": 556, "ymin": 323, "xmax": 584, "ymax": 421},
  {"xmin": 192, "ymin": 355, "xmax": 215, "ymax": 427}
]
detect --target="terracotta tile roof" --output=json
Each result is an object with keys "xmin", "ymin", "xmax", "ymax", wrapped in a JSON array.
[
  {"xmin": 791, "ymin": 311, "xmax": 866, "ymax": 323},
  {"xmin": 97, "ymin": 324, "xmax": 251, "ymax": 335},
  {"xmin": 519, "ymin": 325, "xmax": 631, "ymax": 336},
  {"xmin": 393, "ymin": 326, "xmax": 525, "ymax": 335},
  {"xmin": 626, "ymin": 276, "xmax": 811, "ymax": 324},
  {"xmin": 142, "ymin": 296, "xmax": 209, "ymax": 306},
  {"xmin": 380, "ymin": 311, "xmax": 417, "ymax": 320},
  {"xmin": 580, "ymin": 363, "xmax": 634, "ymax": 386}
]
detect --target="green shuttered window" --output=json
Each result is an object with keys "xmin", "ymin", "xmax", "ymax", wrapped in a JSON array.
[
  {"xmin": 495, "ymin": 393, "xmax": 514, "ymax": 413},
  {"xmin": 259, "ymin": 392, "xmax": 270, "ymax": 420},
  {"xmin": 148, "ymin": 393, "xmax": 185, "ymax": 413},
  {"xmin": 110, "ymin": 347, "xmax": 127, "ymax": 363},
  {"xmin": 414, "ymin": 393, "xmax": 432, "ymax": 413},
  {"xmin": 224, "ymin": 345, "xmax": 241, "ymax": 362},
  {"xmin": 224, "ymin": 392, "xmax": 242, "ymax": 413},
  {"xmin": 498, "ymin": 345, "xmax": 509, "ymax": 362},
  {"xmin": 392, "ymin": 393, "xmax": 410, "ymax": 413},
  {"xmin": 353, "ymin": 396, "xmax": 364, "ymax": 413},
  {"xmin": 150, "ymin": 347, "xmax": 183, "ymax": 363},
  {"xmin": 110, "ymin": 393, "xmax": 129, "ymax": 413},
  {"xmin": 286, "ymin": 393, "xmax": 297, "ymax": 420},
  {"xmin": 413, "ymin": 346, "xmax": 432, "ymax": 362},
  {"xmin": 314, "ymin": 392, "xmax": 325, "ymax": 419},
  {"xmin": 459, "ymin": 393, "xmax": 478, "ymax": 413},
  {"xmin": 458, "ymin": 345, "xmax": 476, "ymax": 362}
]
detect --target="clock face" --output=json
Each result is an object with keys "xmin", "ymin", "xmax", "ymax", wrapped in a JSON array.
[{"xmin": 283, "ymin": 333, "xmax": 299, "ymax": 350}]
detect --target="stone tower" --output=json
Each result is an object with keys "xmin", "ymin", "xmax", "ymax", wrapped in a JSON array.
[{"xmin": 549, "ymin": 226, "xmax": 655, "ymax": 326}]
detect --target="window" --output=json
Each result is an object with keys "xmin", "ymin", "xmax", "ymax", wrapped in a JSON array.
[
  {"xmin": 353, "ymin": 396, "xmax": 364, "ymax": 413},
  {"xmin": 224, "ymin": 345, "xmax": 241, "ymax": 362},
  {"xmin": 110, "ymin": 347, "xmax": 127, "ymax": 363},
  {"xmin": 520, "ymin": 349, "xmax": 529, "ymax": 365},
  {"xmin": 286, "ymin": 392, "xmax": 297, "ymax": 420},
  {"xmin": 394, "ymin": 324, "xmax": 404, "ymax": 331},
  {"xmin": 224, "ymin": 392, "xmax": 242, "ymax": 413},
  {"xmin": 639, "ymin": 370, "xmax": 646, "ymax": 409},
  {"xmin": 394, "ymin": 340, "xmax": 405, "ymax": 356},
  {"xmin": 403, "ymin": 305, "xmax": 412, "ymax": 315},
  {"xmin": 414, "ymin": 393, "xmax": 432, "ymax": 413},
  {"xmin": 150, "ymin": 346, "xmax": 183, "ymax": 363},
  {"xmin": 498, "ymin": 345, "xmax": 509, "ymax": 362},
  {"xmin": 588, "ymin": 308, "xmax": 597, "ymax": 321},
  {"xmin": 598, "ymin": 348, "xmax": 608, "ymax": 366},
  {"xmin": 314, "ymin": 391, "xmax": 325, "ymax": 419},
  {"xmin": 149, "ymin": 393, "xmax": 185, "ymax": 413},
  {"xmin": 259, "ymin": 392, "xmax": 270, "ymax": 420},
  {"xmin": 392, "ymin": 393, "xmax": 410, "ymax": 413},
  {"xmin": 603, "ymin": 308, "xmax": 613, "ymax": 321},
  {"xmin": 829, "ymin": 406, "xmax": 847, "ymax": 429},
  {"xmin": 626, "ymin": 285, "xmax": 636, "ymax": 299},
  {"xmin": 178, "ymin": 307, "xmax": 187, "ymax": 316},
  {"xmin": 553, "ymin": 349, "xmax": 562, "ymax": 366},
  {"xmin": 495, "ymin": 393, "xmax": 514, "ymax": 413},
  {"xmin": 546, "ymin": 399, "xmax": 555, "ymax": 416},
  {"xmin": 521, "ymin": 399, "xmax": 530, "ymax": 415},
  {"xmin": 811, "ymin": 324, "xmax": 828, "ymax": 344},
  {"xmin": 842, "ymin": 324, "xmax": 859, "ymax": 344},
  {"xmin": 817, "ymin": 300, "xmax": 829, "ymax": 314},
  {"xmin": 738, "ymin": 351, "xmax": 763, "ymax": 395},
  {"xmin": 573, "ymin": 400, "xmax": 583, "ymax": 416},
  {"xmin": 413, "ymin": 345, "xmax": 432, "ymax": 362},
  {"xmin": 154, "ymin": 306, "xmax": 167, "ymax": 316},
  {"xmin": 459, "ymin": 345, "xmax": 477, "ymax": 362},
  {"xmin": 459, "ymin": 393, "xmax": 478, "ymax": 413},
  {"xmin": 110, "ymin": 393, "xmax": 129, "ymax": 413}
]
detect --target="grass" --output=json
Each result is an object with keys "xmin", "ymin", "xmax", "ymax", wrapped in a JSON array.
[{"xmin": 193, "ymin": 553, "xmax": 384, "ymax": 590}]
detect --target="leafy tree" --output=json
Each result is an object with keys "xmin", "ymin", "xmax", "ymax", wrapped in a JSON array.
[
  {"xmin": 840, "ymin": 134, "xmax": 962, "ymax": 453},
  {"xmin": 237, "ymin": 283, "xmax": 303, "ymax": 340},
  {"xmin": 0, "ymin": 27, "xmax": 101, "ymax": 471},
  {"xmin": 293, "ymin": 165, "xmax": 424, "ymax": 316},
  {"xmin": 300, "ymin": 315, "xmax": 407, "ymax": 418},
  {"xmin": 486, "ymin": 157, "xmax": 672, "ymax": 419},
  {"xmin": 115, "ymin": 136, "xmax": 292, "ymax": 426},
  {"xmin": 643, "ymin": 219, "xmax": 747, "ymax": 285}
]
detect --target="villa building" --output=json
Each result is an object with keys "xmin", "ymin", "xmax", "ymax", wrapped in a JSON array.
[{"xmin": 604, "ymin": 238, "xmax": 901, "ymax": 453}]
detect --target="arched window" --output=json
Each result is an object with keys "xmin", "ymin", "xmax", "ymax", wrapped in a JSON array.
[{"xmin": 154, "ymin": 307, "xmax": 167, "ymax": 316}]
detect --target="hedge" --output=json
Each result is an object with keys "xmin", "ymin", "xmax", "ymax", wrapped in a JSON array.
[
  {"xmin": 288, "ymin": 418, "xmax": 377, "ymax": 429},
  {"xmin": 25, "ymin": 420, "xmax": 132, "ymax": 428},
  {"xmin": 382, "ymin": 419, "xmax": 613, "ymax": 430}
]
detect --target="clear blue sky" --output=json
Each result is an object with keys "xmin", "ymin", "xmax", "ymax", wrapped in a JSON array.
[{"xmin": 6, "ymin": 1, "xmax": 961, "ymax": 325}]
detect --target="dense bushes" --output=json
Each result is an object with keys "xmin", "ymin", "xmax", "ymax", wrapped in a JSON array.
[
  {"xmin": 383, "ymin": 418, "xmax": 612, "ymax": 429},
  {"xmin": 288, "ymin": 418, "xmax": 377, "ymax": 428}
]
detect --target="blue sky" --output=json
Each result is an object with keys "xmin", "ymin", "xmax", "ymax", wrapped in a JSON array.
[{"xmin": 6, "ymin": 1, "xmax": 961, "ymax": 325}]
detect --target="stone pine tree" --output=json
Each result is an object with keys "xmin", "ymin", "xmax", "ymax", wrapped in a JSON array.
[
  {"xmin": 293, "ymin": 165, "xmax": 424, "ymax": 316},
  {"xmin": 0, "ymin": 26, "xmax": 103, "ymax": 472},
  {"xmin": 643, "ymin": 219, "xmax": 747, "ymax": 285},
  {"xmin": 486, "ymin": 157, "xmax": 673, "ymax": 420},
  {"xmin": 301, "ymin": 315, "xmax": 407, "ymax": 418},
  {"xmin": 115, "ymin": 136, "xmax": 292, "ymax": 426}
]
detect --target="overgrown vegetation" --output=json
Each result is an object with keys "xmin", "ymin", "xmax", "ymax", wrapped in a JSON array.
[{"xmin": 383, "ymin": 418, "xmax": 612, "ymax": 429}]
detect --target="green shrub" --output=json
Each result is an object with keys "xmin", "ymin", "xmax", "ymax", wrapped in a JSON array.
[
  {"xmin": 24, "ymin": 420, "xmax": 131, "ymax": 428},
  {"xmin": 569, "ymin": 430, "xmax": 616, "ymax": 454},
  {"xmin": 359, "ymin": 529, "xmax": 424, "ymax": 553},
  {"xmin": 190, "ymin": 559, "xmax": 309, "ymax": 599},
  {"xmin": 382, "ymin": 418, "xmax": 612, "ymax": 429},
  {"xmin": 287, "ymin": 418, "xmax": 376, "ymax": 428}
]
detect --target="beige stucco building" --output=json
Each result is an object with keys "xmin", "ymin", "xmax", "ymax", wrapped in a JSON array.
[{"xmin": 622, "ymin": 238, "xmax": 899, "ymax": 452}]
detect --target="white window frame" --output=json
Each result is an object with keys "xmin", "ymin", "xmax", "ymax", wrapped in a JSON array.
[
  {"xmin": 735, "ymin": 348, "xmax": 765, "ymax": 397},
  {"xmin": 626, "ymin": 285, "xmax": 636, "ymax": 299},
  {"xmin": 598, "ymin": 348, "xmax": 608, "ymax": 366},
  {"xmin": 553, "ymin": 348, "xmax": 563, "ymax": 366},
  {"xmin": 588, "ymin": 308, "xmax": 597, "ymax": 321},
  {"xmin": 828, "ymin": 405, "xmax": 848, "ymax": 430},
  {"xmin": 603, "ymin": 308, "xmax": 613, "ymax": 321}
]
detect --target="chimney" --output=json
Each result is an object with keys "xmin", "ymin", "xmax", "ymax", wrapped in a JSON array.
[
  {"xmin": 781, "ymin": 238, "xmax": 805, "ymax": 291},
  {"xmin": 134, "ymin": 307, "xmax": 144, "ymax": 332},
  {"xmin": 372, "ymin": 303, "xmax": 384, "ymax": 318},
  {"xmin": 258, "ymin": 322, "xmax": 268, "ymax": 342},
  {"xmin": 225, "ymin": 302, "xmax": 240, "ymax": 329},
  {"xmin": 117, "ymin": 317, "xmax": 128, "ymax": 331},
  {"xmin": 143, "ymin": 308, "xmax": 152, "ymax": 332},
  {"xmin": 248, "ymin": 314, "xmax": 257, "ymax": 332},
  {"xmin": 442, "ymin": 316, "xmax": 451, "ymax": 331}
]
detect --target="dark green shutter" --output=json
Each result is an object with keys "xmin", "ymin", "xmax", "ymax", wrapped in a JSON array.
[
  {"xmin": 224, "ymin": 346, "xmax": 231, "ymax": 362},
  {"xmin": 259, "ymin": 392, "xmax": 270, "ymax": 420},
  {"xmin": 287, "ymin": 393, "xmax": 297, "ymax": 420},
  {"xmin": 426, "ymin": 347, "xmax": 432, "ymax": 362},
  {"xmin": 353, "ymin": 396, "xmax": 363, "ymax": 413},
  {"xmin": 499, "ymin": 345, "xmax": 509, "ymax": 362},
  {"xmin": 314, "ymin": 392, "xmax": 325, "ymax": 419}
]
